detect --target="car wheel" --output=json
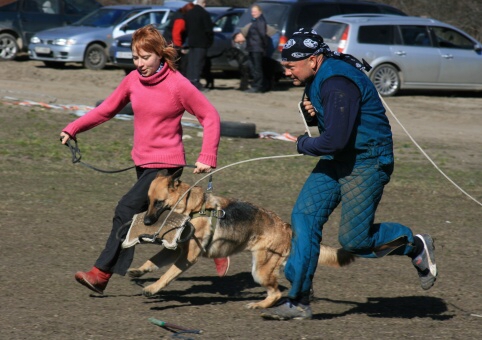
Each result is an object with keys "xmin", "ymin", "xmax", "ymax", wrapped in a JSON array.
[
  {"xmin": 370, "ymin": 64, "xmax": 400, "ymax": 97},
  {"xmin": 220, "ymin": 121, "xmax": 257, "ymax": 138},
  {"xmin": 0, "ymin": 33, "xmax": 19, "ymax": 61},
  {"xmin": 43, "ymin": 61, "xmax": 66, "ymax": 68},
  {"xmin": 84, "ymin": 44, "xmax": 107, "ymax": 70}
]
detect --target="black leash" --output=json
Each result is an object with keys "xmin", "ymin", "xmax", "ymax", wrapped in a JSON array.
[{"xmin": 61, "ymin": 138, "xmax": 196, "ymax": 174}]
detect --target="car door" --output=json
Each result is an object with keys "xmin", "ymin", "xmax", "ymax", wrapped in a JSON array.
[
  {"xmin": 20, "ymin": 0, "xmax": 64, "ymax": 43},
  {"xmin": 431, "ymin": 25, "xmax": 482, "ymax": 86},
  {"xmin": 209, "ymin": 10, "xmax": 244, "ymax": 70},
  {"xmin": 393, "ymin": 25, "xmax": 441, "ymax": 85},
  {"xmin": 112, "ymin": 9, "xmax": 169, "ymax": 40}
]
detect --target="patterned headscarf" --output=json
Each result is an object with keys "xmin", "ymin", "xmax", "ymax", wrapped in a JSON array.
[{"xmin": 281, "ymin": 28, "xmax": 372, "ymax": 72}]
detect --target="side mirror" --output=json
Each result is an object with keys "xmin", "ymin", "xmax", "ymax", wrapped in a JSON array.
[
  {"xmin": 474, "ymin": 44, "xmax": 482, "ymax": 53},
  {"xmin": 213, "ymin": 26, "xmax": 222, "ymax": 33}
]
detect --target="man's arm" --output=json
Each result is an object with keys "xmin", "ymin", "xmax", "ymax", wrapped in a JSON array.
[{"xmin": 297, "ymin": 76, "xmax": 361, "ymax": 156}]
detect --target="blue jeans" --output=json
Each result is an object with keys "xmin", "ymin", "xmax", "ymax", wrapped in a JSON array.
[{"xmin": 285, "ymin": 155, "xmax": 415, "ymax": 299}]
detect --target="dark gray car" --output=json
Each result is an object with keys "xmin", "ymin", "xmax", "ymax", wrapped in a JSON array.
[{"xmin": 0, "ymin": 0, "xmax": 101, "ymax": 60}]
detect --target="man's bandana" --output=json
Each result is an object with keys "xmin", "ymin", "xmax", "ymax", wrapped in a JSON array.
[{"xmin": 281, "ymin": 28, "xmax": 372, "ymax": 72}]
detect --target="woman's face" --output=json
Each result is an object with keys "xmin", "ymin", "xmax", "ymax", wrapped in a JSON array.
[
  {"xmin": 251, "ymin": 7, "xmax": 261, "ymax": 19},
  {"xmin": 132, "ymin": 47, "xmax": 161, "ymax": 77}
]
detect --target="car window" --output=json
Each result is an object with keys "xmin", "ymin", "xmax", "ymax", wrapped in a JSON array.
[
  {"xmin": 358, "ymin": 25, "xmax": 396, "ymax": 45},
  {"xmin": 40, "ymin": 0, "xmax": 59, "ymax": 14},
  {"xmin": 294, "ymin": 4, "xmax": 339, "ymax": 29},
  {"xmin": 399, "ymin": 25, "xmax": 432, "ymax": 47},
  {"xmin": 124, "ymin": 12, "xmax": 151, "ymax": 31},
  {"xmin": 431, "ymin": 26, "xmax": 475, "ymax": 49},
  {"xmin": 64, "ymin": 0, "xmax": 101, "ymax": 16},
  {"xmin": 73, "ymin": 8, "xmax": 138, "ymax": 27},
  {"xmin": 0, "ymin": 0, "xmax": 19, "ymax": 11},
  {"xmin": 215, "ymin": 12, "xmax": 241, "ymax": 33},
  {"xmin": 238, "ymin": 3, "xmax": 289, "ymax": 31},
  {"xmin": 313, "ymin": 21, "xmax": 346, "ymax": 44},
  {"xmin": 22, "ymin": 0, "xmax": 41, "ymax": 12}
]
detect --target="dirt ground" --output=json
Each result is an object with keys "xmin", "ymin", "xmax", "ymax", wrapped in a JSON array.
[{"xmin": 1, "ymin": 60, "xmax": 481, "ymax": 339}]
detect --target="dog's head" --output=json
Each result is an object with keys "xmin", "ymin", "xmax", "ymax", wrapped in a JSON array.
[{"xmin": 144, "ymin": 169, "xmax": 184, "ymax": 225}]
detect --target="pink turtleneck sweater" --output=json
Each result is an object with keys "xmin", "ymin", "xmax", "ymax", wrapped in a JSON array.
[{"xmin": 62, "ymin": 65, "xmax": 220, "ymax": 168}]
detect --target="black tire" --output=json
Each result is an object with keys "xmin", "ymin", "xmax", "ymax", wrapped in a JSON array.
[
  {"xmin": 43, "ymin": 61, "xmax": 66, "ymax": 68},
  {"xmin": 370, "ymin": 64, "xmax": 400, "ymax": 97},
  {"xmin": 220, "ymin": 121, "xmax": 257, "ymax": 138},
  {"xmin": 0, "ymin": 33, "xmax": 19, "ymax": 61},
  {"xmin": 84, "ymin": 44, "xmax": 107, "ymax": 70},
  {"xmin": 95, "ymin": 99, "xmax": 133, "ymax": 115}
]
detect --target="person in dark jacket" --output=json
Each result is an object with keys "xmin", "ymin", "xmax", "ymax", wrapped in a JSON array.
[
  {"xmin": 261, "ymin": 28, "xmax": 437, "ymax": 321},
  {"xmin": 163, "ymin": 2, "xmax": 195, "ymax": 76},
  {"xmin": 184, "ymin": 0, "xmax": 213, "ymax": 91},
  {"xmin": 244, "ymin": 5, "xmax": 269, "ymax": 93}
]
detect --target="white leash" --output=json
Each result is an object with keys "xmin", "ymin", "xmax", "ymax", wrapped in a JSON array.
[{"xmin": 379, "ymin": 94, "xmax": 482, "ymax": 207}]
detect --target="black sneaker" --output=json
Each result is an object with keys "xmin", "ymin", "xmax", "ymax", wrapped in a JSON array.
[{"xmin": 412, "ymin": 234, "xmax": 438, "ymax": 290}]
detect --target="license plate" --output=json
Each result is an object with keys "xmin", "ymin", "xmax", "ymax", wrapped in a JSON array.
[
  {"xmin": 116, "ymin": 51, "xmax": 132, "ymax": 59},
  {"xmin": 34, "ymin": 46, "xmax": 51, "ymax": 54}
]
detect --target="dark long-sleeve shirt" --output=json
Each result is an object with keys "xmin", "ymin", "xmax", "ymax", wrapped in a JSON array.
[{"xmin": 297, "ymin": 76, "xmax": 361, "ymax": 156}]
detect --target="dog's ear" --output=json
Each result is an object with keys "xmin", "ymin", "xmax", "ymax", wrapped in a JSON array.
[
  {"xmin": 168, "ymin": 168, "xmax": 183, "ymax": 189},
  {"xmin": 172, "ymin": 168, "xmax": 183, "ymax": 181},
  {"xmin": 156, "ymin": 169, "xmax": 169, "ymax": 177}
]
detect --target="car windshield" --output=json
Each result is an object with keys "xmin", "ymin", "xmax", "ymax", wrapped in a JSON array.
[
  {"xmin": 64, "ymin": 0, "xmax": 102, "ymax": 15},
  {"xmin": 313, "ymin": 21, "xmax": 346, "ymax": 44},
  {"xmin": 72, "ymin": 8, "xmax": 139, "ymax": 27},
  {"xmin": 237, "ymin": 3, "xmax": 289, "ymax": 32}
]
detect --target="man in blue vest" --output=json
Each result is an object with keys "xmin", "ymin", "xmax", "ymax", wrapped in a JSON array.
[{"xmin": 261, "ymin": 28, "xmax": 437, "ymax": 321}]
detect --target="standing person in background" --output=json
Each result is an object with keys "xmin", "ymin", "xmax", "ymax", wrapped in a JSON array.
[
  {"xmin": 184, "ymin": 0, "xmax": 213, "ymax": 91},
  {"xmin": 261, "ymin": 28, "xmax": 437, "ymax": 320},
  {"xmin": 163, "ymin": 2, "xmax": 195, "ymax": 76},
  {"xmin": 60, "ymin": 25, "xmax": 229, "ymax": 296},
  {"xmin": 243, "ymin": 4, "xmax": 269, "ymax": 93}
]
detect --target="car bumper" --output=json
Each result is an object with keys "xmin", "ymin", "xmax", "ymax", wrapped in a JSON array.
[{"xmin": 28, "ymin": 44, "xmax": 85, "ymax": 62}]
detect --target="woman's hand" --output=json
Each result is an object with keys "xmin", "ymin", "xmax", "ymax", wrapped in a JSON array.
[
  {"xmin": 60, "ymin": 131, "xmax": 71, "ymax": 144},
  {"xmin": 193, "ymin": 162, "xmax": 212, "ymax": 174}
]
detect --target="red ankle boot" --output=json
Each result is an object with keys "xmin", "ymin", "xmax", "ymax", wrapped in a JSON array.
[
  {"xmin": 213, "ymin": 257, "xmax": 230, "ymax": 277},
  {"xmin": 74, "ymin": 267, "xmax": 112, "ymax": 294}
]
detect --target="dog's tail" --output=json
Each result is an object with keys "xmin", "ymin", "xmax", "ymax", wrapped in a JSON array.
[{"xmin": 318, "ymin": 245, "xmax": 356, "ymax": 268}]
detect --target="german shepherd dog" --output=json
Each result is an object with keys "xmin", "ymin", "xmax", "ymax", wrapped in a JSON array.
[{"xmin": 127, "ymin": 169, "xmax": 355, "ymax": 309}]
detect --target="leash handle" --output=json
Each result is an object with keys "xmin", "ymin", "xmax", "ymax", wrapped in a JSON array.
[{"xmin": 60, "ymin": 137, "xmax": 196, "ymax": 173}]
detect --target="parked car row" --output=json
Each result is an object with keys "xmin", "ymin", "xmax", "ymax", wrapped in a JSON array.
[
  {"xmin": 109, "ymin": 6, "xmax": 247, "ymax": 73},
  {"xmin": 28, "ymin": 2, "xmax": 187, "ymax": 69},
  {"xmin": 313, "ymin": 14, "xmax": 482, "ymax": 96},
  {"xmin": 1, "ymin": 0, "xmax": 480, "ymax": 96},
  {"xmin": 0, "ymin": 0, "xmax": 102, "ymax": 60}
]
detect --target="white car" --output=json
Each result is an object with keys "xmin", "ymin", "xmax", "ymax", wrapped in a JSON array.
[
  {"xmin": 313, "ymin": 14, "xmax": 482, "ymax": 96},
  {"xmin": 28, "ymin": 2, "xmax": 186, "ymax": 70}
]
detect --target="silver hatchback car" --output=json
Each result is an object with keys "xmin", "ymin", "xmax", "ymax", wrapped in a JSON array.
[{"xmin": 313, "ymin": 14, "xmax": 482, "ymax": 96}]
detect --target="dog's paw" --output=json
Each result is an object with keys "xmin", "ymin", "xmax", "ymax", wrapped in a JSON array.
[
  {"xmin": 142, "ymin": 286, "xmax": 159, "ymax": 298},
  {"xmin": 245, "ymin": 302, "xmax": 263, "ymax": 309},
  {"xmin": 127, "ymin": 268, "xmax": 145, "ymax": 278}
]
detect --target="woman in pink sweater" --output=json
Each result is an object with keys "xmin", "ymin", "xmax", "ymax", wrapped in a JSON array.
[{"xmin": 60, "ymin": 25, "xmax": 229, "ymax": 295}]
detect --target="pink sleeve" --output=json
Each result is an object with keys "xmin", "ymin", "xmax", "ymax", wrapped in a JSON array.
[
  {"xmin": 62, "ymin": 77, "xmax": 131, "ymax": 138},
  {"xmin": 177, "ymin": 79, "xmax": 220, "ymax": 167}
]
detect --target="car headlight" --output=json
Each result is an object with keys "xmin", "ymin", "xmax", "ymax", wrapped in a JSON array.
[
  {"xmin": 52, "ymin": 38, "xmax": 76, "ymax": 46},
  {"xmin": 30, "ymin": 36, "xmax": 41, "ymax": 44}
]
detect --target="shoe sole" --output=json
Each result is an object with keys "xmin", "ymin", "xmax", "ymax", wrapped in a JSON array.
[
  {"xmin": 75, "ymin": 274, "xmax": 104, "ymax": 295},
  {"xmin": 416, "ymin": 234, "xmax": 438, "ymax": 289}
]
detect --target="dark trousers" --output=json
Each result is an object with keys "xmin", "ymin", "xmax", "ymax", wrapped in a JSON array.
[
  {"xmin": 94, "ymin": 167, "xmax": 182, "ymax": 275},
  {"xmin": 187, "ymin": 47, "xmax": 207, "ymax": 90},
  {"xmin": 249, "ymin": 51, "xmax": 264, "ymax": 91}
]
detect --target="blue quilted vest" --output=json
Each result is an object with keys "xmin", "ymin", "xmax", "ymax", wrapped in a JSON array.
[{"xmin": 306, "ymin": 58, "xmax": 393, "ymax": 160}]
